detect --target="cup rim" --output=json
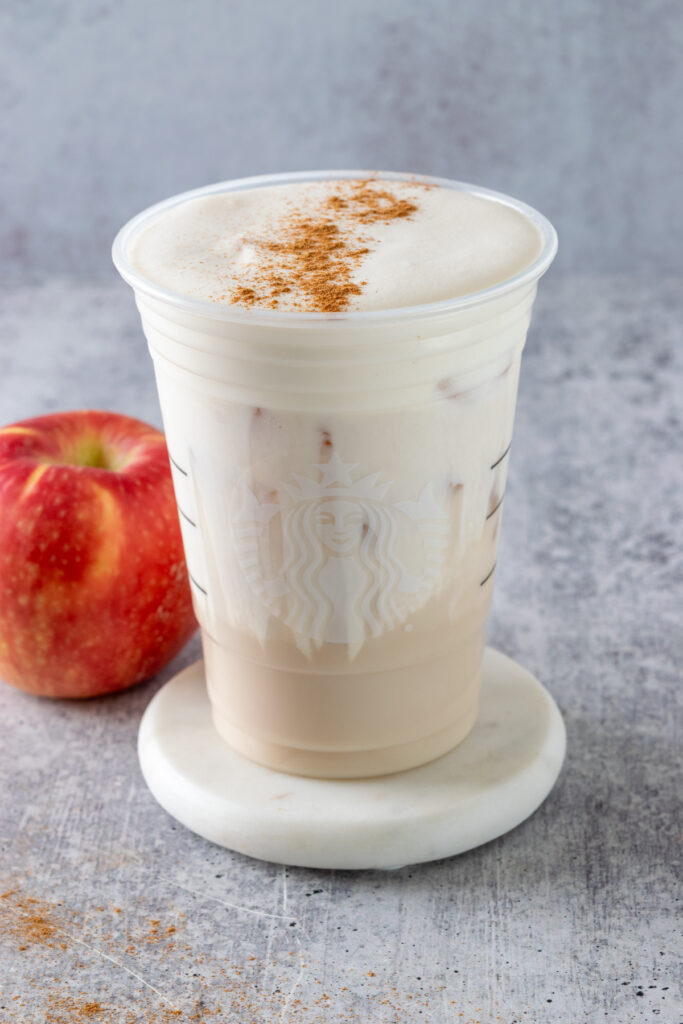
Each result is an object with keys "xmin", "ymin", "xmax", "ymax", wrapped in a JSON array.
[{"xmin": 112, "ymin": 170, "xmax": 558, "ymax": 327}]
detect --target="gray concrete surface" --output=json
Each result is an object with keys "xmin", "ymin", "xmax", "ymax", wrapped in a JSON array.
[
  {"xmin": 0, "ymin": 273, "xmax": 681, "ymax": 1022},
  {"xmin": 2, "ymin": 0, "xmax": 683, "ymax": 279}
]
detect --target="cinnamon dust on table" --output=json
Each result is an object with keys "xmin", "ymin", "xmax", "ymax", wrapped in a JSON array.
[
  {"xmin": 1, "ymin": 889, "xmax": 59, "ymax": 950},
  {"xmin": 228, "ymin": 178, "xmax": 420, "ymax": 313},
  {"xmin": 1, "ymin": 883, "xmax": 485, "ymax": 1023},
  {"xmin": 44, "ymin": 999, "xmax": 104, "ymax": 1023}
]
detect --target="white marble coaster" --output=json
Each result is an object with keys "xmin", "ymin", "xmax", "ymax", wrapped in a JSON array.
[{"xmin": 138, "ymin": 648, "xmax": 566, "ymax": 870}]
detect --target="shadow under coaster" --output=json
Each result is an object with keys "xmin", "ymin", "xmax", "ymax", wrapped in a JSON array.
[{"xmin": 138, "ymin": 647, "xmax": 566, "ymax": 870}]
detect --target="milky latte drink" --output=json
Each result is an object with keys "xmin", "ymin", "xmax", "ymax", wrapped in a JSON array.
[{"xmin": 113, "ymin": 172, "xmax": 557, "ymax": 778}]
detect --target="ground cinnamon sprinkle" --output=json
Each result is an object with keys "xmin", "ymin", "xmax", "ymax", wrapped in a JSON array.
[
  {"xmin": 80, "ymin": 1001, "xmax": 102, "ymax": 1018},
  {"xmin": 264, "ymin": 218, "xmax": 365, "ymax": 312},
  {"xmin": 1, "ymin": 890, "xmax": 59, "ymax": 950},
  {"xmin": 1, "ymin": 883, "xmax": 492, "ymax": 1023},
  {"xmin": 229, "ymin": 178, "xmax": 419, "ymax": 313},
  {"xmin": 44, "ymin": 996, "xmax": 105, "ymax": 1023},
  {"xmin": 328, "ymin": 182, "xmax": 418, "ymax": 224},
  {"xmin": 231, "ymin": 285, "xmax": 259, "ymax": 307}
]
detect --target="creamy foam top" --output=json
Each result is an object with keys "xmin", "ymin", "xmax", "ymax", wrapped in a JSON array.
[{"xmin": 129, "ymin": 178, "xmax": 543, "ymax": 313}]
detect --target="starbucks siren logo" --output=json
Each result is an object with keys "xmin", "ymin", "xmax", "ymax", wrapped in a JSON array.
[{"xmin": 233, "ymin": 453, "xmax": 450, "ymax": 657}]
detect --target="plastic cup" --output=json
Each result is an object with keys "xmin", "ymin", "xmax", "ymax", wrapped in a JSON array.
[{"xmin": 113, "ymin": 171, "xmax": 557, "ymax": 779}]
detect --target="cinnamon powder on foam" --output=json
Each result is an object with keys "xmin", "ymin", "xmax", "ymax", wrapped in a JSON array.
[{"xmin": 228, "ymin": 180, "xmax": 419, "ymax": 313}]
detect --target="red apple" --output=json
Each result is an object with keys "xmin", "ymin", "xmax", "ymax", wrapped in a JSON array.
[{"xmin": 0, "ymin": 410, "xmax": 197, "ymax": 697}]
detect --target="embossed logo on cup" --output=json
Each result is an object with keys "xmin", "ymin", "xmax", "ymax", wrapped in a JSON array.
[{"xmin": 233, "ymin": 453, "xmax": 450, "ymax": 656}]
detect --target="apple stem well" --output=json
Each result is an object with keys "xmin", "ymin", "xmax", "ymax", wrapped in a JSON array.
[{"xmin": 50, "ymin": 437, "xmax": 131, "ymax": 472}]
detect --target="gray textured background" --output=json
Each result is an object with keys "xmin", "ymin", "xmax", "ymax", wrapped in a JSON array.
[{"xmin": 2, "ymin": 0, "xmax": 683, "ymax": 279}]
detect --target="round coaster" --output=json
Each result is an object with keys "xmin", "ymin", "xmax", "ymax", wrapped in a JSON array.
[{"xmin": 138, "ymin": 648, "xmax": 566, "ymax": 870}]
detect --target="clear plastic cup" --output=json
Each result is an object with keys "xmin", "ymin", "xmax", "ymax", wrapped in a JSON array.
[{"xmin": 113, "ymin": 171, "xmax": 557, "ymax": 779}]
